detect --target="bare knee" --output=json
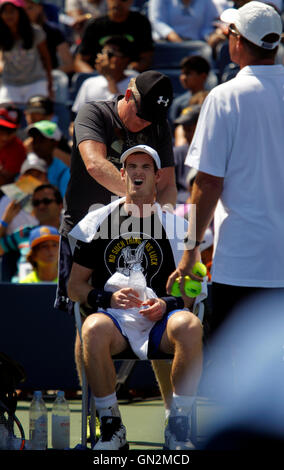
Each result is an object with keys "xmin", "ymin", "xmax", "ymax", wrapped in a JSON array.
[
  {"xmin": 168, "ymin": 311, "xmax": 203, "ymax": 345},
  {"xmin": 82, "ymin": 314, "xmax": 114, "ymax": 353}
]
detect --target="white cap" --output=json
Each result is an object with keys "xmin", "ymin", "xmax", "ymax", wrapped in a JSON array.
[
  {"xmin": 20, "ymin": 152, "xmax": 47, "ymax": 175},
  {"xmin": 220, "ymin": 1, "xmax": 282, "ymax": 49},
  {"xmin": 257, "ymin": 0, "xmax": 283, "ymax": 13},
  {"xmin": 120, "ymin": 145, "xmax": 161, "ymax": 169}
]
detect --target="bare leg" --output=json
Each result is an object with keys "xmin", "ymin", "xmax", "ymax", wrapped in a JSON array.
[
  {"xmin": 159, "ymin": 311, "xmax": 203, "ymax": 397},
  {"xmin": 151, "ymin": 360, "xmax": 173, "ymax": 410},
  {"xmin": 81, "ymin": 313, "xmax": 128, "ymax": 397}
]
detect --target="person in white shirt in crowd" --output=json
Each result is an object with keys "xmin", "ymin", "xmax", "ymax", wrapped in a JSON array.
[{"xmin": 72, "ymin": 35, "xmax": 137, "ymax": 114}]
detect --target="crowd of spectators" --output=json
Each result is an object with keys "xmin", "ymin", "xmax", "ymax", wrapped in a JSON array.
[{"xmin": 0, "ymin": 0, "xmax": 283, "ymax": 283}]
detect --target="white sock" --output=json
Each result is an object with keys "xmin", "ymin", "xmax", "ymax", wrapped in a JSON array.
[
  {"xmin": 165, "ymin": 408, "xmax": 171, "ymax": 422},
  {"xmin": 93, "ymin": 392, "xmax": 120, "ymax": 419},
  {"xmin": 171, "ymin": 392, "xmax": 195, "ymax": 415}
]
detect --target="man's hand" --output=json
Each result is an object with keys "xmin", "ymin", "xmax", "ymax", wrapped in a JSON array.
[
  {"xmin": 110, "ymin": 288, "xmax": 143, "ymax": 309},
  {"xmin": 139, "ymin": 298, "xmax": 166, "ymax": 322},
  {"xmin": 166, "ymin": 247, "xmax": 202, "ymax": 298}
]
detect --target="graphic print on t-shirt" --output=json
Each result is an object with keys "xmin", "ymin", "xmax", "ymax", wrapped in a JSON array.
[{"xmin": 104, "ymin": 233, "xmax": 163, "ymax": 288}]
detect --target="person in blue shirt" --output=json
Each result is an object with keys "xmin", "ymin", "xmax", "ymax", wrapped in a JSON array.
[
  {"xmin": 27, "ymin": 120, "xmax": 70, "ymax": 197},
  {"xmin": 148, "ymin": 0, "xmax": 219, "ymax": 43}
]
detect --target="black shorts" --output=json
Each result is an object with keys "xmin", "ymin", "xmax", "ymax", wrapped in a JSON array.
[
  {"xmin": 210, "ymin": 282, "xmax": 284, "ymax": 336},
  {"xmin": 54, "ymin": 235, "xmax": 75, "ymax": 315}
]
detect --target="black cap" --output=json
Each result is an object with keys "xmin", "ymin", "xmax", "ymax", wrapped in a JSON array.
[
  {"xmin": 25, "ymin": 95, "xmax": 54, "ymax": 115},
  {"xmin": 135, "ymin": 71, "xmax": 173, "ymax": 122},
  {"xmin": 174, "ymin": 105, "xmax": 201, "ymax": 126}
]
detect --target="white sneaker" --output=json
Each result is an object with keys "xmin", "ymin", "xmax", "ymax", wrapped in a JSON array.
[
  {"xmin": 164, "ymin": 415, "xmax": 195, "ymax": 450},
  {"xmin": 93, "ymin": 416, "xmax": 128, "ymax": 451}
]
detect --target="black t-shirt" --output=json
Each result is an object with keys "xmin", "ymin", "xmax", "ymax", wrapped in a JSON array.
[
  {"xmin": 61, "ymin": 96, "xmax": 174, "ymax": 236},
  {"xmin": 78, "ymin": 11, "xmax": 153, "ymax": 67},
  {"xmin": 72, "ymin": 205, "xmax": 176, "ymax": 298}
]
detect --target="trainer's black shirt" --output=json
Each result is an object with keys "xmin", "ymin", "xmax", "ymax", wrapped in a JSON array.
[{"xmin": 61, "ymin": 96, "xmax": 174, "ymax": 236}]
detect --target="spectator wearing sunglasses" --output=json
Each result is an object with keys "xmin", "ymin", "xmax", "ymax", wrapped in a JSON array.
[
  {"xmin": 72, "ymin": 35, "xmax": 137, "ymax": 113},
  {"xmin": 0, "ymin": 103, "xmax": 26, "ymax": 186},
  {"xmin": 26, "ymin": 120, "xmax": 70, "ymax": 197},
  {"xmin": 0, "ymin": 183, "xmax": 62, "ymax": 282},
  {"xmin": 74, "ymin": 0, "xmax": 154, "ymax": 73}
]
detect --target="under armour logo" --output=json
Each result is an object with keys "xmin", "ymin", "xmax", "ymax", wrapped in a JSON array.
[{"xmin": 157, "ymin": 96, "xmax": 169, "ymax": 107}]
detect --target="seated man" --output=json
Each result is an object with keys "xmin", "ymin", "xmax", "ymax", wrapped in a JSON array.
[{"xmin": 67, "ymin": 145, "xmax": 204, "ymax": 450}]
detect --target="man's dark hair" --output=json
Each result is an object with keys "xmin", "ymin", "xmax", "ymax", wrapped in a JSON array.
[
  {"xmin": 102, "ymin": 35, "xmax": 136, "ymax": 61},
  {"xmin": 33, "ymin": 183, "xmax": 63, "ymax": 204},
  {"xmin": 180, "ymin": 55, "xmax": 210, "ymax": 75},
  {"xmin": 240, "ymin": 33, "xmax": 279, "ymax": 60}
]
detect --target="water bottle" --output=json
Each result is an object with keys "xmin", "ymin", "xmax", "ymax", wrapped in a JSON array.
[
  {"xmin": 0, "ymin": 423, "xmax": 9, "ymax": 450},
  {"xmin": 128, "ymin": 264, "xmax": 147, "ymax": 301},
  {"xmin": 52, "ymin": 391, "xmax": 70, "ymax": 449},
  {"xmin": 29, "ymin": 391, "xmax": 48, "ymax": 450}
]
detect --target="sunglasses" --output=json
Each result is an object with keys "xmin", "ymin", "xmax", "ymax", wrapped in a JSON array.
[
  {"xmin": 32, "ymin": 198, "xmax": 56, "ymax": 207},
  {"xmin": 102, "ymin": 48, "xmax": 125, "ymax": 59},
  {"xmin": 228, "ymin": 24, "xmax": 240, "ymax": 37}
]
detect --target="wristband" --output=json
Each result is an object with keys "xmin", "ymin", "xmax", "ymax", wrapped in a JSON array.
[
  {"xmin": 87, "ymin": 288, "xmax": 112, "ymax": 311},
  {"xmin": 0, "ymin": 220, "xmax": 8, "ymax": 228},
  {"xmin": 161, "ymin": 296, "xmax": 184, "ymax": 314},
  {"xmin": 184, "ymin": 235, "xmax": 205, "ymax": 250}
]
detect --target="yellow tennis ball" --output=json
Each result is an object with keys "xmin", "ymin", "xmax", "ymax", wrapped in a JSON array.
[
  {"xmin": 192, "ymin": 262, "xmax": 207, "ymax": 278},
  {"xmin": 171, "ymin": 276, "xmax": 202, "ymax": 298}
]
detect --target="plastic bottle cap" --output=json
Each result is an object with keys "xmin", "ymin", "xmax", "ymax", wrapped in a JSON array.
[
  {"xmin": 57, "ymin": 391, "xmax": 64, "ymax": 397},
  {"xmin": 34, "ymin": 391, "xmax": 42, "ymax": 397}
]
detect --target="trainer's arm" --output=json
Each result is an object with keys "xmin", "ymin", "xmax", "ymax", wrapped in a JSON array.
[
  {"xmin": 166, "ymin": 171, "xmax": 223, "ymax": 293},
  {"xmin": 67, "ymin": 262, "xmax": 94, "ymax": 305},
  {"xmin": 79, "ymin": 140, "xmax": 126, "ymax": 196},
  {"xmin": 156, "ymin": 166, "xmax": 177, "ymax": 208}
]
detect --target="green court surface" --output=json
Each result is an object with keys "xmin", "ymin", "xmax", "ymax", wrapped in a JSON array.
[{"xmin": 15, "ymin": 396, "xmax": 220, "ymax": 450}]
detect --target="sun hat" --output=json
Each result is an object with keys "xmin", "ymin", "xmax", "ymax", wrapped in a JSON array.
[
  {"xmin": 29, "ymin": 225, "xmax": 60, "ymax": 249},
  {"xmin": 0, "ymin": 104, "xmax": 21, "ymax": 129},
  {"xmin": 174, "ymin": 105, "xmax": 201, "ymax": 126},
  {"xmin": 25, "ymin": 96, "xmax": 54, "ymax": 116},
  {"xmin": 220, "ymin": 1, "xmax": 282, "ymax": 50},
  {"xmin": 20, "ymin": 153, "xmax": 48, "ymax": 175},
  {"xmin": 0, "ymin": 0, "xmax": 25, "ymax": 8},
  {"xmin": 27, "ymin": 120, "xmax": 62, "ymax": 141},
  {"xmin": 120, "ymin": 144, "xmax": 161, "ymax": 169}
]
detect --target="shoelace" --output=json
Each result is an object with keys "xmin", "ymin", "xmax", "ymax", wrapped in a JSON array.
[{"xmin": 100, "ymin": 416, "xmax": 122, "ymax": 442}]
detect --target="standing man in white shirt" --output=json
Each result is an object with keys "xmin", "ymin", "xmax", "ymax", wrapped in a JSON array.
[{"xmin": 167, "ymin": 2, "xmax": 284, "ymax": 336}]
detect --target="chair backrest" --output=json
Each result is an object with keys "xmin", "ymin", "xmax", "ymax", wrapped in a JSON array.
[{"xmin": 152, "ymin": 41, "xmax": 213, "ymax": 69}]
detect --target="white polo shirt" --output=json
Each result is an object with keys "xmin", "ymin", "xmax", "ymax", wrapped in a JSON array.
[{"xmin": 185, "ymin": 65, "xmax": 284, "ymax": 287}]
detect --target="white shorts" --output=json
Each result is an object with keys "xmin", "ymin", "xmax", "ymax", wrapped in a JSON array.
[{"xmin": 0, "ymin": 80, "xmax": 48, "ymax": 104}]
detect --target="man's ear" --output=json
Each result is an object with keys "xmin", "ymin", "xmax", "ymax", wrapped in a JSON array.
[
  {"xmin": 155, "ymin": 169, "xmax": 161, "ymax": 184},
  {"xmin": 125, "ymin": 89, "xmax": 132, "ymax": 101},
  {"xmin": 120, "ymin": 167, "xmax": 126, "ymax": 179}
]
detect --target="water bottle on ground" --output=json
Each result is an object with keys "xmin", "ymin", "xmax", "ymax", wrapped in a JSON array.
[
  {"xmin": 0, "ymin": 423, "xmax": 9, "ymax": 449},
  {"xmin": 52, "ymin": 390, "xmax": 70, "ymax": 449},
  {"xmin": 29, "ymin": 391, "xmax": 48, "ymax": 450},
  {"xmin": 128, "ymin": 264, "xmax": 147, "ymax": 302}
]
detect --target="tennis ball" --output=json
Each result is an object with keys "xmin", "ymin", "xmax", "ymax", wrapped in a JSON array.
[
  {"xmin": 184, "ymin": 278, "xmax": 202, "ymax": 298},
  {"xmin": 171, "ymin": 279, "xmax": 182, "ymax": 297},
  {"xmin": 192, "ymin": 262, "xmax": 207, "ymax": 278},
  {"xmin": 171, "ymin": 276, "xmax": 202, "ymax": 298}
]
